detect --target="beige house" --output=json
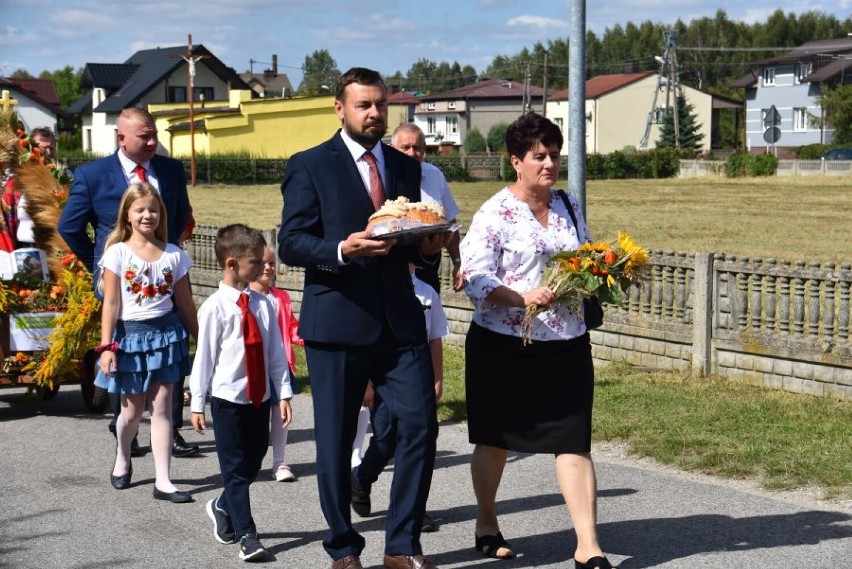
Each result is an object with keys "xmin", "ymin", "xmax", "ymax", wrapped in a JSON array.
[{"xmin": 546, "ymin": 72, "xmax": 714, "ymax": 154}]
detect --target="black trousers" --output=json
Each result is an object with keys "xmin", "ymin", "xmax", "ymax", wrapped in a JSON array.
[{"xmin": 210, "ymin": 396, "xmax": 271, "ymax": 539}]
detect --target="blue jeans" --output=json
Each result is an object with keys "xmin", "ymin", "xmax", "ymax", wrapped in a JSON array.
[{"xmin": 210, "ymin": 396, "xmax": 271, "ymax": 538}]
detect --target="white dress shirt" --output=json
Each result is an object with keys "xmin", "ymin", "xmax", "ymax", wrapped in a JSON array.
[{"xmin": 189, "ymin": 282, "xmax": 293, "ymax": 412}]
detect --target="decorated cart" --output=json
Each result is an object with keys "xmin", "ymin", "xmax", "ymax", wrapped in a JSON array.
[{"xmin": 0, "ymin": 91, "xmax": 106, "ymax": 411}]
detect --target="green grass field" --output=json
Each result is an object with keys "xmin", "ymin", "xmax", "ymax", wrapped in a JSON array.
[
  {"xmin": 190, "ymin": 176, "xmax": 852, "ymax": 262},
  {"xmin": 210, "ymin": 176, "xmax": 851, "ymax": 500}
]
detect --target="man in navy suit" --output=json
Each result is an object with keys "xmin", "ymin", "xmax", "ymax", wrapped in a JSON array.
[
  {"xmin": 278, "ymin": 68, "xmax": 443, "ymax": 569},
  {"xmin": 58, "ymin": 107, "xmax": 198, "ymax": 458}
]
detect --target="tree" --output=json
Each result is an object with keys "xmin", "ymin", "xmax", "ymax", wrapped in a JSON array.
[
  {"xmin": 463, "ymin": 127, "xmax": 486, "ymax": 153},
  {"xmin": 656, "ymin": 93, "xmax": 704, "ymax": 150},
  {"xmin": 11, "ymin": 68, "xmax": 33, "ymax": 79},
  {"xmin": 40, "ymin": 66, "xmax": 84, "ymax": 108},
  {"xmin": 814, "ymin": 84, "xmax": 852, "ymax": 145},
  {"xmin": 487, "ymin": 122, "xmax": 509, "ymax": 153},
  {"xmin": 298, "ymin": 49, "xmax": 340, "ymax": 96}
]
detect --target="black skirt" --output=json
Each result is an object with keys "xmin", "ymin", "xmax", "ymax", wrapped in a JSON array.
[{"xmin": 465, "ymin": 321, "xmax": 594, "ymax": 454}]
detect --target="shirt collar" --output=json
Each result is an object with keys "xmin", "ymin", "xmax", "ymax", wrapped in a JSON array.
[
  {"xmin": 218, "ymin": 281, "xmax": 253, "ymax": 304},
  {"xmin": 117, "ymin": 150, "xmax": 151, "ymax": 177},
  {"xmin": 339, "ymin": 129, "xmax": 384, "ymax": 165}
]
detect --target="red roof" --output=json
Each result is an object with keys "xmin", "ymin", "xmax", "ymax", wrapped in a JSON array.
[
  {"xmin": 423, "ymin": 78, "xmax": 544, "ymax": 101},
  {"xmin": 388, "ymin": 91, "xmax": 420, "ymax": 104},
  {"xmin": 0, "ymin": 77, "xmax": 61, "ymax": 109},
  {"xmin": 548, "ymin": 72, "xmax": 655, "ymax": 101}
]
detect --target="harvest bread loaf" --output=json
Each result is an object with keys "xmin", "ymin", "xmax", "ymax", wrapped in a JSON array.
[{"xmin": 366, "ymin": 196, "xmax": 446, "ymax": 236}]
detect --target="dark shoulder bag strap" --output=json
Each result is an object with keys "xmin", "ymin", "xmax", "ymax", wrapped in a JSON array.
[
  {"xmin": 556, "ymin": 190, "xmax": 604, "ymax": 329},
  {"xmin": 557, "ymin": 189, "xmax": 583, "ymax": 241}
]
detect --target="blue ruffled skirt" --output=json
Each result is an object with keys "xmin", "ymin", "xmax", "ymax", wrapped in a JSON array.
[{"xmin": 94, "ymin": 312, "xmax": 191, "ymax": 395}]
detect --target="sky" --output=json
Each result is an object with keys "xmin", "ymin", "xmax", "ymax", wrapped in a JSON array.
[{"xmin": 0, "ymin": 0, "xmax": 849, "ymax": 88}]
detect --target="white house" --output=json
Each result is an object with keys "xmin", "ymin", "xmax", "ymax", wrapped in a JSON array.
[
  {"xmin": 0, "ymin": 77, "xmax": 60, "ymax": 134},
  {"xmin": 731, "ymin": 37, "xmax": 852, "ymax": 154},
  {"xmin": 67, "ymin": 44, "xmax": 250, "ymax": 155}
]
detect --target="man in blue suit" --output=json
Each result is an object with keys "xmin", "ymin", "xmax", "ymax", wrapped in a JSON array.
[
  {"xmin": 278, "ymin": 68, "xmax": 443, "ymax": 569},
  {"xmin": 58, "ymin": 107, "xmax": 198, "ymax": 457}
]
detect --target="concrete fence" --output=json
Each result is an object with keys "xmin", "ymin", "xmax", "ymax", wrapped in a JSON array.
[
  {"xmin": 187, "ymin": 225, "xmax": 852, "ymax": 401},
  {"xmin": 679, "ymin": 159, "xmax": 852, "ymax": 177}
]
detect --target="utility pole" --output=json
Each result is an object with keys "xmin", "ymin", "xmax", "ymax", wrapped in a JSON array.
[
  {"xmin": 522, "ymin": 61, "xmax": 532, "ymax": 113},
  {"xmin": 172, "ymin": 34, "xmax": 209, "ymax": 187},
  {"xmin": 568, "ymin": 0, "xmax": 586, "ymax": 217},
  {"xmin": 638, "ymin": 30, "xmax": 681, "ymax": 149},
  {"xmin": 542, "ymin": 51, "xmax": 549, "ymax": 117}
]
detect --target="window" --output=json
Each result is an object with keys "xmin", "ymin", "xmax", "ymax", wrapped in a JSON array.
[
  {"xmin": 447, "ymin": 101, "xmax": 456, "ymax": 109},
  {"xmin": 427, "ymin": 117, "xmax": 436, "ymax": 134},
  {"xmin": 426, "ymin": 102, "xmax": 436, "ymax": 110},
  {"xmin": 795, "ymin": 63, "xmax": 812, "ymax": 84},
  {"xmin": 446, "ymin": 116, "xmax": 458, "ymax": 134},
  {"xmin": 793, "ymin": 108, "xmax": 808, "ymax": 131},
  {"xmin": 763, "ymin": 67, "xmax": 775, "ymax": 87},
  {"xmin": 169, "ymin": 87, "xmax": 187, "ymax": 103},
  {"xmin": 193, "ymin": 87, "xmax": 214, "ymax": 101}
]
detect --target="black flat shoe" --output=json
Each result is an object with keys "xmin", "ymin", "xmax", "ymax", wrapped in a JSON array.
[
  {"xmin": 575, "ymin": 556, "xmax": 617, "ymax": 569},
  {"xmin": 110, "ymin": 454, "xmax": 132, "ymax": 490},
  {"xmin": 152, "ymin": 487, "xmax": 193, "ymax": 503},
  {"xmin": 110, "ymin": 465, "xmax": 132, "ymax": 490}
]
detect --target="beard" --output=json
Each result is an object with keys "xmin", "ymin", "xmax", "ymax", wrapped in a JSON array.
[{"xmin": 344, "ymin": 119, "xmax": 386, "ymax": 147}]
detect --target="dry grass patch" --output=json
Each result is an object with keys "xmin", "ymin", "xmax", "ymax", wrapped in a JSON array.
[{"xmin": 190, "ymin": 176, "xmax": 851, "ymax": 262}]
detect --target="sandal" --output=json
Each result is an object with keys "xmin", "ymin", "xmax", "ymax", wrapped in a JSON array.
[
  {"xmin": 575, "ymin": 556, "xmax": 617, "ymax": 569},
  {"xmin": 475, "ymin": 532, "xmax": 515, "ymax": 560}
]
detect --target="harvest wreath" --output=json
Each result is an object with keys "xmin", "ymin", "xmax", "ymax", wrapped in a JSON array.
[{"xmin": 0, "ymin": 111, "xmax": 100, "ymax": 390}]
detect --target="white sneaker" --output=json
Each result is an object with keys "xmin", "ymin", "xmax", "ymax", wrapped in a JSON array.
[{"xmin": 273, "ymin": 464, "xmax": 296, "ymax": 482}]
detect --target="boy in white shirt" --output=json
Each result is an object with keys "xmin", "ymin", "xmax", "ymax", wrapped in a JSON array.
[
  {"xmin": 190, "ymin": 224, "xmax": 293, "ymax": 562},
  {"xmin": 351, "ymin": 263, "xmax": 448, "ymax": 530}
]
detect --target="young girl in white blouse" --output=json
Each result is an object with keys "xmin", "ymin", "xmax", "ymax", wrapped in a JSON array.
[{"xmin": 95, "ymin": 183, "xmax": 198, "ymax": 503}]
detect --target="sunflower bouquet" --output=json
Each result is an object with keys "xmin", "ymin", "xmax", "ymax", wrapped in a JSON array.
[{"xmin": 521, "ymin": 231, "xmax": 649, "ymax": 342}]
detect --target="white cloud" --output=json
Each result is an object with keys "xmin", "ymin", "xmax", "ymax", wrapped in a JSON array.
[{"xmin": 507, "ymin": 15, "xmax": 569, "ymax": 29}]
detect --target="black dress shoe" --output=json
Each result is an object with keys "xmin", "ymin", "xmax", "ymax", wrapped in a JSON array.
[
  {"xmin": 172, "ymin": 431, "xmax": 200, "ymax": 457},
  {"xmin": 350, "ymin": 469, "xmax": 371, "ymax": 517},
  {"xmin": 110, "ymin": 465, "xmax": 132, "ymax": 490},
  {"xmin": 152, "ymin": 487, "xmax": 193, "ymax": 503}
]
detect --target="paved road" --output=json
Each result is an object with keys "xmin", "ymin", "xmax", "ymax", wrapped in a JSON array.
[{"xmin": 1, "ymin": 385, "xmax": 849, "ymax": 568}]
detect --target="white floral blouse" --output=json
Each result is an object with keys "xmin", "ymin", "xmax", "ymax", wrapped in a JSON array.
[
  {"xmin": 99, "ymin": 242, "xmax": 192, "ymax": 322},
  {"xmin": 460, "ymin": 187, "xmax": 592, "ymax": 341}
]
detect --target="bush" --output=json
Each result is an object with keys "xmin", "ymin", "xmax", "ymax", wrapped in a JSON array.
[
  {"xmin": 487, "ymin": 123, "xmax": 509, "ymax": 153},
  {"xmin": 604, "ymin": 151, "xmax": 636, "ymax": 179},
  {"xmin": 750, "ymin": 153, "xmax": 778, "ymax": 176},
  {"xmin": 797, "ymin": 143, "xmax": 830, "ymax": 159},
  {"xmin": 647, "ymin": 148, "xmax": 682, "ymax": 178},
  {"xmin": 463, "ymin": 128, "xmax": 486, "ymax": 153},
  {"xmin": 501, "ymin": 153, "xmax": 515, "ymax": 181},
  {"xmin": 587, "ymin": 153, "xmax": 606, "ymax": 180},
  {"xmin": 724, "ymin": 152, "xmax": 750, "ymax": 177},
  {"xmin": 724, "ymin": 152, "xmax": 778, "ymax": 177}
]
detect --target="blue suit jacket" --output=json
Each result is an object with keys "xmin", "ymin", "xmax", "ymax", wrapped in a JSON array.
[
  {"xmin": 58, "ymin": 152, "xmax": 190, "ymax": 276},
  {"xmin": 278, "ymin": 131, "xmax": 432, "ymax": 346}
]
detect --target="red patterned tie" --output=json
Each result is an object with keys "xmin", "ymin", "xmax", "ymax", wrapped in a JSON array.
[
  {"xmin": 363, "ymin": 151, "xmax": 386, "ymax": 211},
  {"xmin": 237, "ymin": 293, "xmax": 266, "ymax": 407},
  {"xmin": 134, "ymin": 164, "xmax": 148, "ymax": 183}
]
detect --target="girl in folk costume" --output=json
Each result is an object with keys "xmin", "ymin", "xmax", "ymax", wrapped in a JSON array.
[
  {"xmin": 96, "ymin": 183, "xmax": 198, "ymax": 502},
  {"xmin": 249, "ymin": 246, "xmax": 303, "ymax": 482}
]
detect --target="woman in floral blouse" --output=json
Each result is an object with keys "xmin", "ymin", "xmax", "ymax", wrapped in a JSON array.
[{"xmin": 460, "ymin": 113, "xmax": 618, "ymax": 569}]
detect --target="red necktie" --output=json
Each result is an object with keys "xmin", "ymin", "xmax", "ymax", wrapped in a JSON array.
[
  {"xmin": 363, "ymin": 151, "xmax": 386, "ymax": 211},
  {"xmin": 134, "ymin": 164, "xmax": 148, "ymax": 183},
  {"xmin": 237, "ymin": 293, "xmax": 266, "ymax": 407}
]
